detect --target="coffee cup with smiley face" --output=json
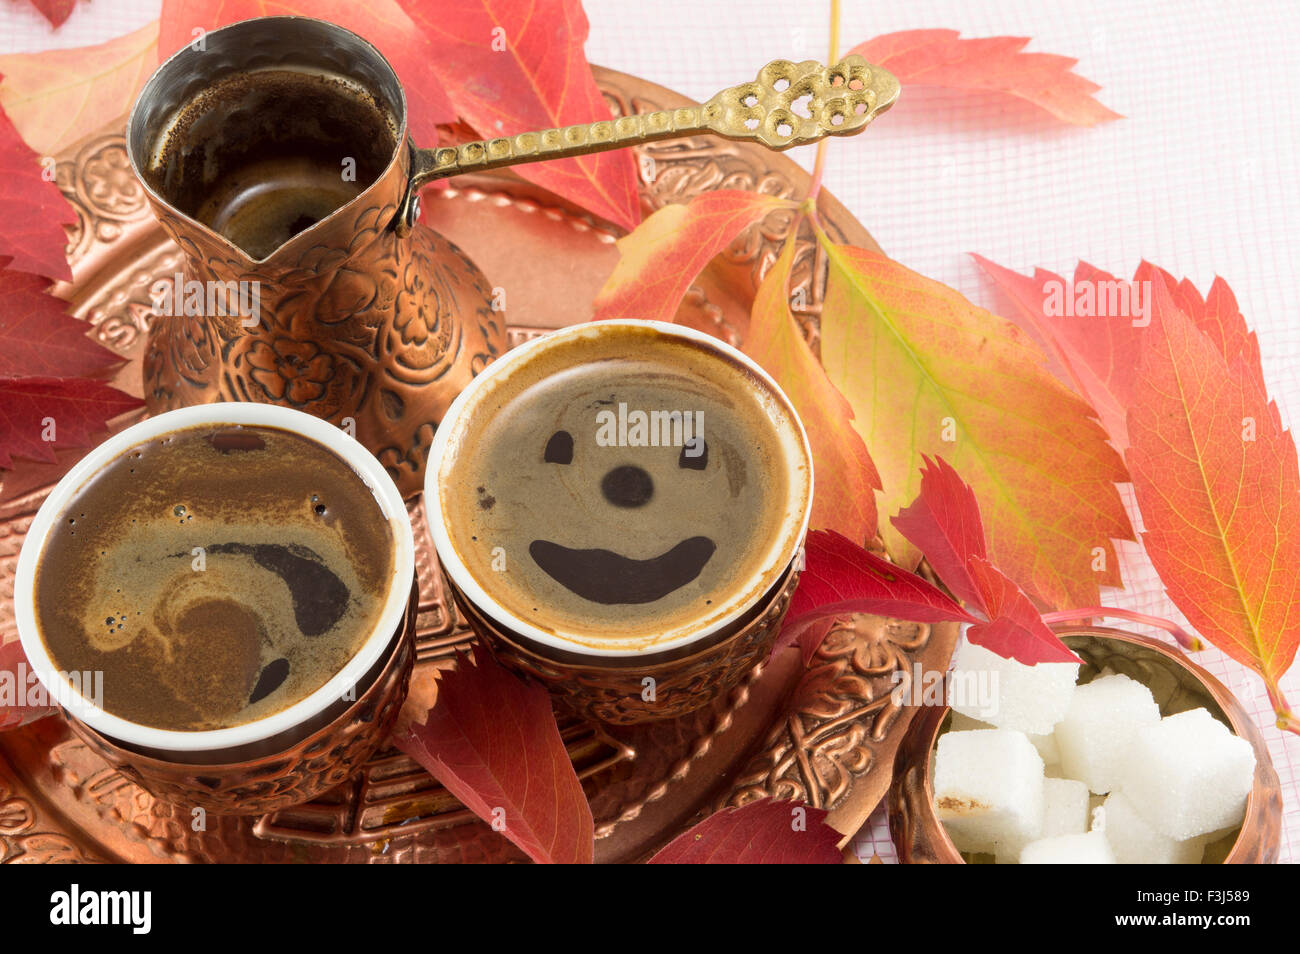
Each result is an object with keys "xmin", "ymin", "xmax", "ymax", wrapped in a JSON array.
[{"xmin": 425, "ymin": 319, "xmax": 813, "ymax": 723}]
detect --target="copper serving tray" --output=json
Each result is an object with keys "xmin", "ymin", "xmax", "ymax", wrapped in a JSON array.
[{"xmin": 0, "ymin": 67, "xmax": 959, "ymax": 863}]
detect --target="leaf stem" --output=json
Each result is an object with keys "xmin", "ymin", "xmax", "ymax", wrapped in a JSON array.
[
  {"xmin": 805, "ymin": 0, "xmax": 841, "ymax": 205},
  {"xmin": 804, "ymin": 203, "xmax": 832, "ymax": 246},
  {"xmin": 1266, "ymin": 683, "xmax": 1300, "ymax": 737},
  {"xmin": 1041, "ymin": 607, "xmax": 1204, "ymax": 652}
]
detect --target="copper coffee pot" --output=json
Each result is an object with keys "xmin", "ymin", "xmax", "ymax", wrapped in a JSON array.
[{"xmin": 128, "ymin": 16, "xmax": 898, "ymax": 497}]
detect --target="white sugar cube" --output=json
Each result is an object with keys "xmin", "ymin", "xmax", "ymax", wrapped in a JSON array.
[
  {"xmin": 1055, "ymin": 673, "xmax": 1160, "ymax": 793},
  {"xmin": 1102, "ymin": 790, "xmax": 1204, "ymax": 864},
  {"xmin": 948, "ymin": 638, "xmax": 1079, "ymax": 735},
  {"xmin": 1117, "ymin": 708, "xmax": 1256, "ymax": 840},
  {"xmin": 998, "ymin": 777, "xmax": 1089, "ymax": 863},
  {"xmin": 934, "ymin": 729, "xmax": 1045, "ymax": 856},
  {"xmin": 1030, "ymin": 731, "xmax": 1060, "ymax": 767},
  {"xmin": 1043, "ymin": 778, "xmax": 1090, "ymax": 837},
  {"xmin": 950, "ymin": 709, "xmax": 1060, "ymax": 764},
  {"xmin": 1020, "ymin": 830, "xmax": 1116, "ymax": 864}
]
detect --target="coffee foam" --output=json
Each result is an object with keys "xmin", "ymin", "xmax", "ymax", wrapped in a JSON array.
[
  {"xmin": 34, "ymin": 425, "xmax": 396, "ymax": 731},
  {"xmin": 439, "ymin": 325, "xmax": 810, "ymax": 649}
]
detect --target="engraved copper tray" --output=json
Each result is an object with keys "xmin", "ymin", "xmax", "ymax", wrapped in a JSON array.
[{"xmin": 0, "ymin": 67, "xmax": 959, "ymax": 863}]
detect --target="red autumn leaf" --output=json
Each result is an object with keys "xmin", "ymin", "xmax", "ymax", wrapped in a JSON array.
[
  {"xmin": 889, "ymin": 455, "xmax": 986, "ymax": 609},
  {"xmin": 973, "ymin": 256, "xmax": 1143, "ymax": 451},
  {"xmin": 0, "ymin": 269, "xmax": 123, "ymax": 378},
  {"xmin": 743, "ymin": 237, "xmax": 879, "ymax": 543},
  {"xmin": 965, "ymin": 556, "xmax": 1078, "ymax": 664},
  {"xmin": 648, "ymin": 798, "xmax": 842, "ymax": 864},
  {"xmin": 0, "ymin": 376, "xmax": 142, "ymax": 468},
  {"xmin": 27, "ymin": 0, "xmax": 76, "ymax": 28},
  {"xmin": 973, "ymin": 257, "xmax": 1260, "ymax": 455},
  {"xmin": 888, "ymin": 455, "xmax": 1076, "ymax": 664},
  {"xmin": 786, "ymin": 530, "xmax": 975, "ymax": 628},
  {"xmin": 0, "ymin": 107, "xmax": 73, "ymax": 281},
  {"xmin": 1167, "ymin": 272, "xmax": 1259, "ymax": 373},
  {"xmin": 775, "ymin": 528, "xmax": 975, "ymax": 660},
  {"xmin": 1126, "ymin": 269, "xmax": 1300, "ymax": 731},
  {"xmin": 158, "ymin": 0, "xmax": 455, "ymax": 147},
  {"xmin": 398, "ymin": 0, "xmax": 641, "ymax": 232},
  {"xmin": 849, "ymin": 29, "xmax": 1119, "ymax": 126},
  {"xmin": 1141, "ymin": 263, "xmax": 1269, "ymax": 398},
  {"xmin": 0, "ymin": 640, "xmax": 55, "ymax": 731},
  {"xmin": 392, "ymin": 646, "xmax": 594, "ymax": 863},
  {"xmin": 592, "ymin": 190, "xmax": 795, "ymax": 324}
]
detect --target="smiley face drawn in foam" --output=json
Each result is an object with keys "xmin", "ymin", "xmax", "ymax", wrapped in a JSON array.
[
  {"xmin": 527, "ymin": 423, "xmax": 719, "ymax": 604},
  {"xmin": 447, "ymin": 340, "xmax": 797, "ymax": 645}
]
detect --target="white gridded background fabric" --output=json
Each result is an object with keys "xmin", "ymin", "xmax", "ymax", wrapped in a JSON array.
[{"xmin": 2, "ymin": 0, "xmax": 1299, "ymax": 864}]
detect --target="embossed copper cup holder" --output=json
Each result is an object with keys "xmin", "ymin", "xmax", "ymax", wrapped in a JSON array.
[
  {"xmin": 887, "ymin": 627, "xmax": 1284, "ymax": 864},
  {"xmin": 126, "ymin": 15, "xmax": 899, "ymax": 499},
  {"xmin": 445, "ymin": 554, "xmax": 802, "ymax": 725}
]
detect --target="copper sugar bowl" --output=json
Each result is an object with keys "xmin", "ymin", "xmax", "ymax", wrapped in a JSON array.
[
  {"xmin": 127, "ymin": 16, "xmax": 900, "ymax": 498},
  {"xmin": 888, "ymin": 627, "xmax": 1285, "ymax": 864}
]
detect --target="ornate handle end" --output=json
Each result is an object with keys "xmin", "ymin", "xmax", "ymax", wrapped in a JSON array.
[{"xmin": 702, "ymin": 54, "xmax": 899, "ymax": 150}]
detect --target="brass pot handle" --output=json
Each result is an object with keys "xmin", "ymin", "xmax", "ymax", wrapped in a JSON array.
[{"xmin": 396, "ymin": 55, "xmax": 899, "ymax": 232}]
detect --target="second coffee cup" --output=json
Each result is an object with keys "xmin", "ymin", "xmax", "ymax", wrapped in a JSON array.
[{"xmin": 425, "ymin": 319, "xmax": 813, "ymax": 723}]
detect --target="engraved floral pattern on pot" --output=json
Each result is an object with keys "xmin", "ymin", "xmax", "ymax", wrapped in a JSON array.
[
  {"xmin": 292, "ymin": 263, "xmax": 396, "ymax": 341},
  {"xmin": 242, "ymin": 336, "xmax": 336, "ymax": 406},
  {"xmin": 387, "ymin": 233, "xmax": 457, "ymax": 381}
]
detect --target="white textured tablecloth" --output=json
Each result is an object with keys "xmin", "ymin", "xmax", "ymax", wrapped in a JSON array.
[{"xmin": 3, "ymin": 0, "xmax": 1298, "ymax": 863}]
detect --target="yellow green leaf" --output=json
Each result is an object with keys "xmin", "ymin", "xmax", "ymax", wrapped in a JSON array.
[
  {"xmin": 817, "ymin": 243, "xmax": 1132, "ymax": 609},
  {"xmin": 0, "ymin": 21, "xmax": 159, "ymax": 157},
  {"xmin": 744, "ymin": 240, "xmax": 879, "ymax": 543}
]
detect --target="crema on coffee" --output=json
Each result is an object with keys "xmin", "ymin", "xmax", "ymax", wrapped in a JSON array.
[
  {"xmin": 33, "ymin": 425, "xmax": 396, "ymax": 731},
  {"xmin": 437, "ymin": 325, "xmax": 809, "ymax": 650}
]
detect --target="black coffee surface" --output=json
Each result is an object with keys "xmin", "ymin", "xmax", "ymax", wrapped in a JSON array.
[
  {"xmin": 440, "ymin": 327, "xmax": 806, "ymax": 649},
  {"xmin": 147, "ymin": 69, "xmax": 397, "ymax": 261},
  {"xmin": 34, "ymin": 425, "xmax": 396, "ymax": 731}
]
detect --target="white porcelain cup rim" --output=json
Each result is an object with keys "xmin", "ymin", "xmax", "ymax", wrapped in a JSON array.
[
  {"xmin": 424, "ymin": 319, "xmax": 814, "ymax": 658},
  {"xmin": 13, "ymin": 402, "xmax": 415, "ymax": 754}
]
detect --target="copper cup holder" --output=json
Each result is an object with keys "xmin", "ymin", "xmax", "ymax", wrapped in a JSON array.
[{"xmin": 445, "ymin": 556, "xmax": 802, "ymax": 725}]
